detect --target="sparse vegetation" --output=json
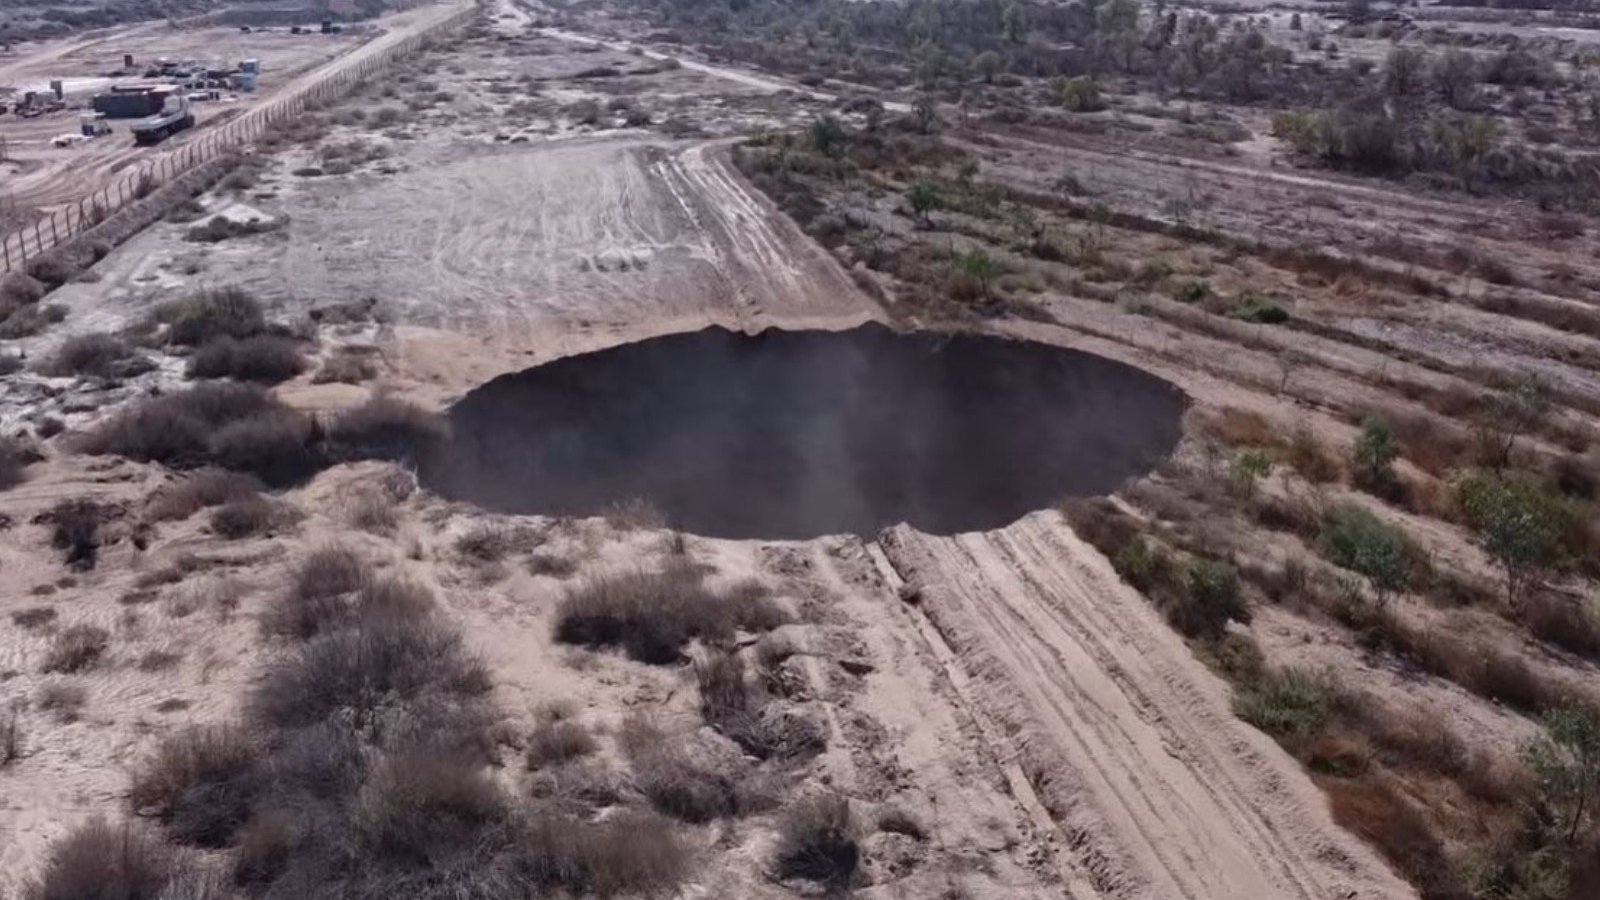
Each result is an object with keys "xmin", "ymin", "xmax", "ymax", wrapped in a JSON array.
[
  {"xmin": 554, "ymin": 566, "xmax": 790, "ymax": 664},
  {"xmin": 36, "ymin": 333, "xmax": 144, "ymax": 379},
  {"xmin": 186, "ymin": 335, "xmax": 308, "ymax": 384},
  {"xmin": 773, "ymin": 794, "xmax": 858, "ymax": 889},
  {"xmin": 42, "ymin": 624, "xmax": 110, "ymax": 673}
]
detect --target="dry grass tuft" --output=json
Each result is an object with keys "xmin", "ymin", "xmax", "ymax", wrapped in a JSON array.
[
  {"xmin": 147, "ymin": 469, "xmax": 264, "ymax": 521},
  {"xmin": 555, "ymin": 566, "xmax": 790, "ymax": 664},
  {"xmin": 42, "ymin": 624, "xmax": 110, "ymax": 673},
  {"xmin": 773, "ymin": 794, "xmax": 859, "ymax": 889},
  {"xmin": 129, "ymin": 725, "xmax": 261, "ymax": 848}
]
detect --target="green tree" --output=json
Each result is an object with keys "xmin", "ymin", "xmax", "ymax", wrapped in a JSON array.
[
  {"xmin": 1052, "ymin": 75, "xmax": 1106, "ymax": 112},
  {"xmin": 960, "ymin": 247, "xmax": 1002, "ymax": 300},
  {"xmin": 911, "ymin": 95, "xmax": 940, "ymax": 134},
  {"xmin": 1523, "ymin": 704, "xmax": 1600, "ymax": 844},
  {"xmin": 906, "ymin": 180, "xmax": 942, "ymax": 225},
  {"xmin": 807, "ymin": 115, "xmax": 847, "ymax": 159},
  {"xmin": 1320, "ymin": 504, "xmax": 1409, "ymax": 605},
  {"xmin": 1095, "ymin": 0, "xmax": 1141, "ymax": 71},
  {"xmin": 1001, "ymin": 0, "xmax": 1027, "ymax": 44},
  {"xmin": 970, "ymin": 50, "xmax": 1003, "ymax": 84},
  {"xmin": 1454, "ymin": 471, "xmax": 1575, "ymax": 605},
  {"xmin": 1351, "ymin": 417, "xmax": 1401, "ymax": 490}
]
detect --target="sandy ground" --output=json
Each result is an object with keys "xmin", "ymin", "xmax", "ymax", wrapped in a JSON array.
[
  {"xmin": 881, "ymin": 516, "xmax": 1414, "ymax": 900},
  {"xmin": 0, "ymin": 7, "xmax": 1524, "ymax": 898}
]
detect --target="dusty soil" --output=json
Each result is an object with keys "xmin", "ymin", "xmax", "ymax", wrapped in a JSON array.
[{"xmin": 3, "ymin": 0, "xmax": 1597, "ymax": 898}]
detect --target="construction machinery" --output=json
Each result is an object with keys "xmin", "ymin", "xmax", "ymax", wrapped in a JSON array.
[{"xmin": 130, "ymin": 92, "xmax": 194, "ymax": 145}]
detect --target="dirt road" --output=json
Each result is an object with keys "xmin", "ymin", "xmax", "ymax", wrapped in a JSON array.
[{"xmin": 879, "ymin": 515, "xmax": 1416, "ymax": 900}]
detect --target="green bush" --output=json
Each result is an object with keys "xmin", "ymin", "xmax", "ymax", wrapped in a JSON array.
[
  {"xmin": 1454, "ymin": 471, "xmax": 1576, "ymax": 602},
  {"xmin": 1230, "ymin": 296, "xmax": 1290, "ymax": 324},
  {"xmin": 1234, "ymin": 667, "xmax": 1342, "ymax": 742},
  {"xmin": 1320, "ymin": 505, "xmax": 1410, "ymax": 603}
]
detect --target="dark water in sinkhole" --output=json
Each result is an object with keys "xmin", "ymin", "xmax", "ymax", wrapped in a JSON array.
[{"xmin": 415, "ymin": 324, "xmax": 1188, "ymax": 540}]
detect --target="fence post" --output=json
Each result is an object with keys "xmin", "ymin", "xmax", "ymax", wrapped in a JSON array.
[
  {"xmin": 4, "ymin": 236, "xmax": 10, "ymax": 272},
  {"xmin": 49, "ymin": 213, "xmax": 58, "ymax": 246}
]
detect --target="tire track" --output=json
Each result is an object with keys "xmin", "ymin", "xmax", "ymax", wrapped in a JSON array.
[{"xmin": 878, "ymin": 514, "xmax": 1417, "ymax": 900}]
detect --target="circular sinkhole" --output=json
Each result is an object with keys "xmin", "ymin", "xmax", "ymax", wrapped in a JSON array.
[{"xmin": 417, "ymin": 324, "xmax": 1187, "ymax": 540}]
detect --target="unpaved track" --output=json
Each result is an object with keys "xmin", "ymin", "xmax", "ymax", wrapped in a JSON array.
[{"xmin": 880, "ymin": 515, "xmax": 1416, "ymax": 900}]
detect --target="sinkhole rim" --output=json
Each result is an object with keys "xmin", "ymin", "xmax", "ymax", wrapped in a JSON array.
[{"xmin": 415, "ymin": 323, "xmax": 1190, "ymax": 540}]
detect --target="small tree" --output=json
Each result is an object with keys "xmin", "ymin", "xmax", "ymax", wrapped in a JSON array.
[
  {"xmin": 959, "ymin": 247, "xmax": 1002, "ymax": 300},
  {"xmin": 906, "ymin": 181, "xmax": 942, "ymax": 225},
  {"xmin": 1454, "ymin": 471, "xmax": 1574, "ymax": 605},
  {"xmin": 1434, "ymin": 49, "xmax": 1481, "ymax": 110},
  {"xmin": 1474, "ymin": 373, "xmax": 1551, "ymax": 471},
  {"xmin": 1351, "ymin": 417, "xmax": 1400, "ymax": 491},
  {"xmin": 1382, "ymin": 47, "xmax": 1427, "ymax": 98},
  {"xmin": 1523, "ymin": 704, "xmax": 1600, "ymax": 844},
  {"xmin": 1320, "ymin": 505, "xmax": 1409, "ymax": 606},
  {"xmin": 1053, "ymin": 75, "xmax": 1106, "ymax": 112},
  {"xmin": 970, "ymin": 50, "xmax": 1002, "ymax": 84},
  {"xmin": 807, "ymin": 115, "xmax": 847, "ymax": 159}
]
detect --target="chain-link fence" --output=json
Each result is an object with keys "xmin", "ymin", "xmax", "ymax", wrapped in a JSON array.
[{"xmin": 0, "ymin": 0, "xmax": 475, "ymax": 273}]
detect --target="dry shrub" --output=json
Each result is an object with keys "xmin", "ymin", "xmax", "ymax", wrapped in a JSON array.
[
  {"xmin": 326, "ymin": 395, "xmax": 448, "ymax": 461},
  {"xmin": 516, "ymin": 808, "xmax": 689, "ymax": 896},
  {"xmin": 211, "ymin": 497, "xmax": 284, "ymax": 539},
  {"xmin": 249, "ymin": 616, "xmax": 490, "ymax": 730},
  {"xmin": 208, "ymin": 407, "xmax": 322, "ymax": 487},
  {"xmin": 37, "ymin": 333, "xmax": 141, "ymax": 378},
  {"xmin": 346, "ymin": 487, "xmax": 398, "ymax": 534},
  {"xmin": 1525, "ymin": 592, "xmax": 1600, "ymax": 661},
  {"xmin": 186, "ymin": 335, "xmax": 307, "ymax": 384},
  {"xmin": 129, "ymin": 725, "xmax": 261, "ymax": 847},
  {"xmin": 313, "ymin": 348, "xmax": 379, "ymax": 384},
  {"xmin": 554, "ymin": 566, "xmax": 791, "ymax": 664},
  {"xmin": 2, "ymin": 713, "xmax": 18, "ymax": 767},
  {"xmin": 527, "ymin": 552, "xmax": 579, "ymax": 578},
  {"xmin": 43, "ymin": 498, "xmax": 110, "ymax": 569},
  {"xmin": 232, "ymin": 807, "xmax": 297, "ymax": 887},
  {"xmin": 137, "ymin": 649, "xmax": 182, "ymax": 672},
  {"xmin": 12, "ymin": 606, "xmax": 57, "ymax": 629},
  {"xmin": 26, "ymin": 818, "xmax": 174, "ymax": 900},
  {"xmin": 454, "ymin": 522, "xmax": 541, "ymax": 563},
  {"xmin": 151, "ymin": 287, "xmax": 265, "ymax": 346},
  {"xmin": 526, "ymin": 720, "xmax": 598, "ymax": 769},
  {"xmin": 349, "ymin": 749, "xmax": 507, "ymax": 870},
  {"xmin": 262, "ymin": 547, "xmax": 370, "ymax": 641},
  {"xmin": 1287, "ymin": 424, "xmax": 1341, "ymax": 483},
  {"xmin": 773, "ymin": 794, "xmax": 859, "ymax": 889},
  {"xmin": 1196, "ymin": 406, "xmax": 1281, "ymax": 449},
  {"xmin": 42, "ymin": 624, "xmax": 109, "ymax": 673},
  {"xmin": 78, "ymin": 382, "xmax": 281, "ymax": 467},
  {"xmin": 147, "ymin": 469, "xmax": 264, "ymax": 521},
  {"xmin": 0, "ymin": 433, "xmax": 39, "ymax": 489},
  {"xmin": 1382, "ymin": 409, "xmax": 1470, "ymax": 477},
  {"xmin": 36, "ymin": 681, "xmax": 87, "ymax": 721},
  {"xmin": 628, "ymin": 744, "xmax": 744, "ymax": 823},
  {"xmin": 1322, "ymin": 775, "xmax": 1461, "ymax": 898}
]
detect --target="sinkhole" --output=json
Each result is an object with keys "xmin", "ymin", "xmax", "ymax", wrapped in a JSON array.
[{"xmin": 416, "ymin": 324, "xmax": 1188, "ymax": 539}]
